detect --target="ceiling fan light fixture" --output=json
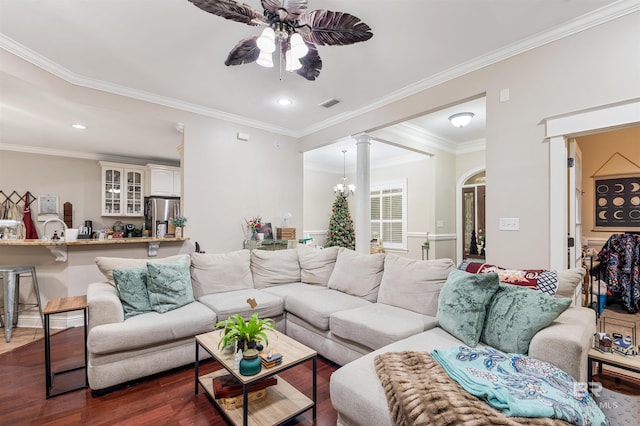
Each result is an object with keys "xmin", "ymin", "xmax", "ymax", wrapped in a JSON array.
[
  {"xmin": 448, "ymin": 112, "xmax": 475, "ymax": 128},
  {"xmin": 257, "ymin": 27, "xmax": 276, "ymax": 53},
  {"xmin": 289, "ymin": 33, "xmax": 308, "ymax": 59},
  {"xmin": 256, "ymin": 50, "xmax": 274, "ymax": 67},
  {"xmin": 285, "ymin": 49, "xmax": 302, "ymax": 71}
]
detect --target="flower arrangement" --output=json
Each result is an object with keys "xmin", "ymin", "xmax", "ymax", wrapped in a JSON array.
[
  {"xmin": 245, "ymin": 216, "xmax": 262, "ymax": 233},
  {"xmin": 170, "ymin": 216, "xmax": 187, "ymax": 227}
]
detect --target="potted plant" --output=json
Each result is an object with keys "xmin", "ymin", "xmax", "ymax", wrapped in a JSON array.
[
  {"xmin": 170, "ymin": 216, "xmax": 187, "ymax": 237},
  {"xmin": 216, "ymin": 312, "xmax": 275, "ymax": 352}
]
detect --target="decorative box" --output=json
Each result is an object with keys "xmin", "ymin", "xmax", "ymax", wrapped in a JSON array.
[{"xmin": 277, "ymin": 228, "xmax": 296, "ymax": 240}]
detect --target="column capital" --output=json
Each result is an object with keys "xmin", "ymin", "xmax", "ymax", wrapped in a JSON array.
[{"xmin": 354, "ymin": 133, "xmax": 372, "ymax": 145}]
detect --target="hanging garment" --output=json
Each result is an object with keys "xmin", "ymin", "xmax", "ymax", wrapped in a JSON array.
[
  {"xmin": 23, "ymin": 195, "xmax": 39, "ymax": 239},
  {"xmin": 598, "ymin": 233, "xmax": 640, "ymax": 313}
]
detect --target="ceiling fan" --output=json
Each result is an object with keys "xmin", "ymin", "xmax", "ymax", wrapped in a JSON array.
[{"xmin": 187, "ymin": 0, "xmax": 373, "ymax": 81}]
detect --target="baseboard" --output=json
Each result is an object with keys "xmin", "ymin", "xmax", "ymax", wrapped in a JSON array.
[{"xmin": 16, "ymin": 312, "xmax": 85, "ymax": 329}]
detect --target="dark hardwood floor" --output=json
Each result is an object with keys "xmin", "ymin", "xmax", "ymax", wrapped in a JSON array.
[{"xmin": 0, "ymin": 327, "xmax": 339, "ymax": 426}]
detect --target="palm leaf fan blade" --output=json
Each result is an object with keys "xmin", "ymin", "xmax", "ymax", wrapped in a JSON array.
[
  {"xmin": 225, "ymin": 36, "xmax": 261, "ymax": 65},
  {"xmin": 295, "ymin": 44, "xmax": 322, "ymax": 81},
  {"xmin": 300, "ymin": 10, "xmax": 373, "ymax": 46},
  {"xmin": 261, "ymin": 0, "xmax": 308, "ymax": 20},
  {"xmin": 188, "ymin": 0, "xmax": 263, "ymax": 25}
]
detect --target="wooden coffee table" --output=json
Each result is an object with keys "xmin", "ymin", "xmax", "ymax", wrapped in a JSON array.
[{"xmin": 195, "ymin": 329, "xmax": 317, "ymax": 426}]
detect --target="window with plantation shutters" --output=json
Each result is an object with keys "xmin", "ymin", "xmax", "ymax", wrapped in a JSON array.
[{"xmin": 370, "ymin": 182, "xmax": 407, "ymax": 250}]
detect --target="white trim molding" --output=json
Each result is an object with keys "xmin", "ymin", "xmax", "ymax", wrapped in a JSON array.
[{"xmin": 544, "ymin": 98, "xmax": 640, "ymax": 271}]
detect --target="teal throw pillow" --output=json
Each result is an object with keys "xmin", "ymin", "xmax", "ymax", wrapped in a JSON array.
[
  {"xmin": 113, "ymin": 267, "xmax": 152, "ymax": 319},
  {"xmin": 481, "ymin": 283, "xmax": 571, "ymax": 354},
  {"xmin": 147, "ymin": 258, "xmax": 194, "ymax": 313},
  {"xmin": 435, "ymin": 269, "xmax": 500, "ymax": 347}
]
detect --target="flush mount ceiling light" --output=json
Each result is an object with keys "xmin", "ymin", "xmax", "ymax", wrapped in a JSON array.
[
  {"xmin": 71, "ymin": 124, "xmax": 87, "ymax": 130},
  {"xmin": 187, "ymin": 0, "xmax": 373, "ymax": 81},
  {"xmin": 448, "ymin": 112, "xmax": 475, "ymax": 128},
  {"xmin": 277, "ymin": 98, "xmax": 292, "ymax": 106}
]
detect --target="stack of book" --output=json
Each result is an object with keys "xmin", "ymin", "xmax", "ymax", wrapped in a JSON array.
[
  {"xmin": 261, "ymin": 352, "xmax": 283, "ymax": 369},
  {"xmin": 212, "ymin": 374, "xmax": 277, "ymax": 409}
]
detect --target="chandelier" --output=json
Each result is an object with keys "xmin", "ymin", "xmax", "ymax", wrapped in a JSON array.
[{"xmin": 334, "ymin": 150, "xmax": 355, "ymax": 198}]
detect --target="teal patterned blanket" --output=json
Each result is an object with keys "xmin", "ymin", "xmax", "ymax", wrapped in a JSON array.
[{"xmin": 431, "ymin": 346, "xmax": 608, "ymax": 426}]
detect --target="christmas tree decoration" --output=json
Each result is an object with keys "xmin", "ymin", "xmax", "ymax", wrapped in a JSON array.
[{"xmin": 325, "ymin": 194, "xmax": 355, "ymax": 249}]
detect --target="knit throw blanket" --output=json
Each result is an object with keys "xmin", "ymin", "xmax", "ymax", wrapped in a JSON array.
[{"xmin": 374, "ymin": 351, "xmax": 573, "ymax": 426}]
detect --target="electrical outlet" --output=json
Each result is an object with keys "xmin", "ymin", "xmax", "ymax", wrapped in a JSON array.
[{"xmin": 499, "ymin": 218, "xmax": 519, "ymax": 231}]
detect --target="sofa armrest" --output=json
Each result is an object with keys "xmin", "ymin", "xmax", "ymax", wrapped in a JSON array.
[
  {"xmin": 87, "ymin": 282, "xmax": 124, "ymax": 331},
  {"xmin": 528, "ymin": 307, "xmax": 595, "ymax": 382}
]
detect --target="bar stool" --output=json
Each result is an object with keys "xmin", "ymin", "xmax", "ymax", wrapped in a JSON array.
[{"xmin": 0, "ymin": 265, "xmax": 44, "ymax": 343}]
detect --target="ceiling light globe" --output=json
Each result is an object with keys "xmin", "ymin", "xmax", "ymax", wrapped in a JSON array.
[
  {"xmin": 290, "ymin": 33, "xmax": 308, "ymax": 59},
  {"xmin": 257, "ymin": 27, "xmax": 276, "ymax": 53},
  {"xmin": 256, "ymin": 50, "xmax": 274, "ymax": 67},
  {"xmin": 448, "ymin": 112, "xmax": 474, "ymax": 128}
]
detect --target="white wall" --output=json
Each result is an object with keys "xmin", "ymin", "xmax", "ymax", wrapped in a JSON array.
[
  {"xmin": 0, "ymin": 151, "xmax": 104, "ymax": 235},
  {"xmin": 300, "ymin": 12, "xmax": 640, "ymax": 269},
  {"xmin": 182, "ymin": 116, "xmax": 302, "ymax": 253}
]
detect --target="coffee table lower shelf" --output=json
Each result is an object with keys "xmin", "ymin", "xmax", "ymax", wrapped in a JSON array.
[{"xmin": 198, "ymin": 369, "xmax": 314, "ymax": 425}]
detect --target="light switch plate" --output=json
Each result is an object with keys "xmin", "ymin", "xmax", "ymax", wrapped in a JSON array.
[{"xmin": 499, "ymin": 217, "xmax": 519, "ymax": 231}]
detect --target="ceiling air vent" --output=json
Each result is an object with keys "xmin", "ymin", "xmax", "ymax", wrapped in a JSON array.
[{"xmin": 319, "ymin": 98, "xmax": 340, "ymax": 108}]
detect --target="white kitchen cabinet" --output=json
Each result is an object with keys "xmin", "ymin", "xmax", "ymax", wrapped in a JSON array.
[
  {"xmin": 100, "ymin": 162, "xmax": 145, "ymax": 217},
  {"xmin": 145, "ymin": 165, "xmax": 181, "ymax": 197}
]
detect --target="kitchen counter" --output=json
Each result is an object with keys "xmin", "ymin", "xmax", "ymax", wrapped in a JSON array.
[
  {"xmin": 0, "ymin": 237, "xmax": 189, "ymax": 261},
  {"xmin": 0, "ymin": 237, "xmax": 188, "ymax": 246}
]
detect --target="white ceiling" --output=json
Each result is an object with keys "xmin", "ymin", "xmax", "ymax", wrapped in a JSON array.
[{"xmin": 0, "ymin": 0, "xmax": 625, "ymax": 168}]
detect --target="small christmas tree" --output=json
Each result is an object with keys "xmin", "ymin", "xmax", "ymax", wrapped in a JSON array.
[{"xmin": 325, "ymin": 194, "xmax": 355, "ymax": 250}]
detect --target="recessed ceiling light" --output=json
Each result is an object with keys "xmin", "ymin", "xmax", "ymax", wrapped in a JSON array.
[
  {"xmin": 277, "ymin": 98, "xmax": 292, "ymax": 106},
  {"xmin": 71, "ymin": 124, "xmax": 87, "ymax": 130}
]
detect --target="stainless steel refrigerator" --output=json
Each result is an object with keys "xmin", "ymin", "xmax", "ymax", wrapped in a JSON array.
[{"xmin": 144, "ymin": 196, "xmax": 180, "ymax": 237}]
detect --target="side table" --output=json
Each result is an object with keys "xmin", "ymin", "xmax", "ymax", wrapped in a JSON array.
[
  {"xmin": 587, "ymin": 347, "xmax": 640, "ymax": 387},
  {"xmin": 43, "ymin": 295, "xmax": 88, "ymax": 398}
]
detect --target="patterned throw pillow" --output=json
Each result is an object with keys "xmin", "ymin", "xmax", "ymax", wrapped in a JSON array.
[
  {"xmin": 113, "ymin": 267, "xmax": 152, "ymax": 319},
  {"xmin": 481, "ymin": 283, "xmax": 571, "ymax": 353},
  {"xmin": 459, "ymin": 261, "xmax": 559, "ymax": 295},
  {"xmin": 147, "ymin": 258, "xmax": 194, "ymax": 313},
  {"xmin": 436, "ymin": 269, "xmax": 500, "ymax": 347},
  {"xmin": 536, "ymin": 271, "xmax": 559, "ymax": 296}
]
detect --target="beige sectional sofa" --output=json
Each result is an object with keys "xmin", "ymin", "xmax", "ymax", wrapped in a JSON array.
[{"xmin": 86, "ymin": 245, "xmax": 595, "ymax": 424}]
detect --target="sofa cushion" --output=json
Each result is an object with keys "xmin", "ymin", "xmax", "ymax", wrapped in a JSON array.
[
  {"xmin": 481, "ymin": 283, "xmax": 572, "ymax": 354},
  {"xmin": 435, "ymin": 269, "xmax": 499, "ymax": 347},
  {"xmin": 198, "ymin": 288, "xmax": 284, "ymax": 320},
  {"xmin": 251, "ymin": 249, "xmax": 301, "ymax": 289},
  {"xmin": 87, "ymin": 301, "xmax": 216, "ymax": 354},
  {"xmin": 112, "ymin": 267, "xmax": 152, "ymax": 319},
  {"xmin": 378, "ymin": 255, "xmax": 454, "ymax": 316},
  {"xmin": 190, "ymin": 250, "xmax": 253, "ymax": 298},
  {"xmin": 330, "ymin": 303, "xmax": 436, "ymax": 351},
  {"xmin": 556, "ymin": 268, "xmax": 586, "ymax": 299},
  {"xmin": 95, "ymin": 254, "xmax": 189, "ymax": 286},
  {"xmin": 147, "ymin": 258, "xmax": 194, "ymax": 313},
  {"xmin": 261, "ymin": 282, "xmax": 328, "ymax": 301},
  {"xmin": 286, "ymin": 288, "xmax": 370, "ymax": 331},
  {"xmin": 327, "ymin": 247, "xmax": 385, "ymax": 302},
  {"xmin": 297, "ymin": 245, "xmax": 338, "ymax": 286}
]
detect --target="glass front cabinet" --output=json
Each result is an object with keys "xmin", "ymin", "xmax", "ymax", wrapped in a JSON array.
[{"xmin": 100, "ymin": 162, "xmax": 145, "ymax": 217}]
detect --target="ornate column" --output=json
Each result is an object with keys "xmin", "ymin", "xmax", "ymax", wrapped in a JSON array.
[{"xmin": 355, "ymin": 134, "xmax": 371, "ymax": 254}]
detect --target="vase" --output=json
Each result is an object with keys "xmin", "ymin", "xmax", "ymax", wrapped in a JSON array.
[
  {"xmin": 175, "ymin": 226, "xmax": 183, "ymax": 238},
  {"xmin": 251, "ymin": 231, "xmax": 258, "ymax": 241}
]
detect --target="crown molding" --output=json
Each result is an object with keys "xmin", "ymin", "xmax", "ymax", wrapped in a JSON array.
[
  {"xmin": 1, "ymin": 1, "xmax": 636, "ymax": 139},
  {"xmin": 0, "ymin": 35, "xmax": 297, "ymax": 138},
  {"xmin": 0, "ymin": 143, "xmax": 179, "ymax": 166}
]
